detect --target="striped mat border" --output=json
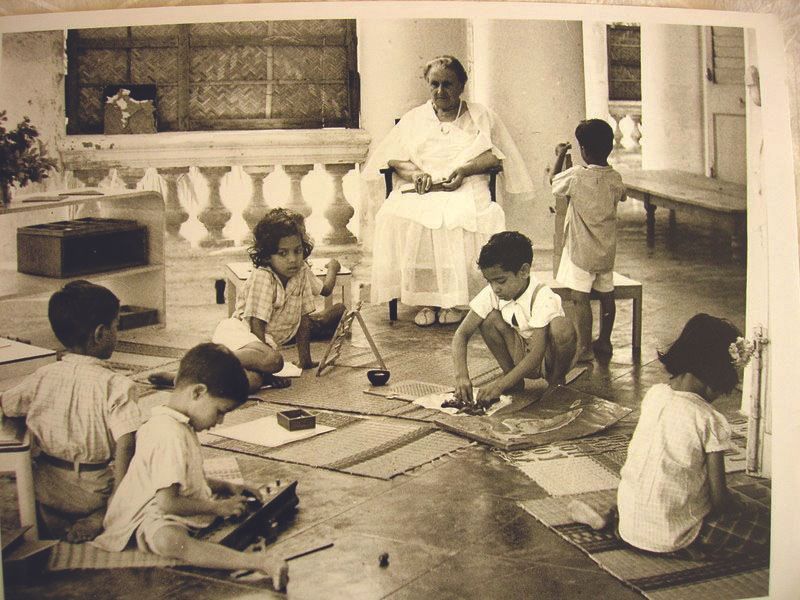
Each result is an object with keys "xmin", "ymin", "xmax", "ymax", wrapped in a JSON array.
[{"xmin": 48, "ymin": 542, "xmax": 183, "ymax": 571}]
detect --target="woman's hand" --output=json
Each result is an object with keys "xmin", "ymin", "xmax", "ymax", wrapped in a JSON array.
[
  {"xmin": 442, "ymin": 167, "xmax": 466, "ymax": 191},
  {"xmin": 413, "ymin": 171, "xmax": 433, "ymax": 194}
]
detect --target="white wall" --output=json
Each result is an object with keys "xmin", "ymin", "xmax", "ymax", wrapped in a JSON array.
[
  {"xmin": 358, "ymin": 19, "xmax": 468, "ymax": 150},
  {"xmin": 0, "ymin": 30, "xmax": 66, "ymax": 175},
  {"xmin": 640, "ymin": 24, "xmax": 704, "ymax": 173},
  {"xmin": 473, "ymin": 19, "xmax": 585, "ymax": 251}
]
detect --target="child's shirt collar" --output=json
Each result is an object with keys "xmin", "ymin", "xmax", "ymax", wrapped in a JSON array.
[
  {"xmin": 497, "ymin": 274, "xmax": 540, "ymax": 311},
  {"xmin": 62, "ymin": 353, "xmax": 107, "ymax": 366},
  {"xmin": 150, "ymin": 404, "xmax": 191, "ymax": 425}
]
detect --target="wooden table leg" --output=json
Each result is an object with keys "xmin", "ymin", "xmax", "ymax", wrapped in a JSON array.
[
  {"xmin": 644, "ymin": 195, "xmax": 656, "ymax": 248},
  {"xmin": 632, "ymin": 290, "xmax": 642, "ymax": 360},
  {"xmin": 389, "ymin": 298, "xmax": 398, "ymax": 321}
]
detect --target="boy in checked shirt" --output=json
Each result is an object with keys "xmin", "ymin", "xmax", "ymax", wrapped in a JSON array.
[{"xmin": 0, "ymin": 281, "xmax": 141, "ymax": 542}]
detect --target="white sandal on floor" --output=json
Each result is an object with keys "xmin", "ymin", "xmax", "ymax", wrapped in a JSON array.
[
  {"xmin": 438, "ymin": 308, "xmax": 465, "ymax": 325},
  {"xmin": 414, "ymin": 307, "xmax": 437, "ymax": 327}
]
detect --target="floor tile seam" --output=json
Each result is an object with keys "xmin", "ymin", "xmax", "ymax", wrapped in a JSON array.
[{"xmin": 378, "ymin": 553, "xmax": 457, "ymax": 599}]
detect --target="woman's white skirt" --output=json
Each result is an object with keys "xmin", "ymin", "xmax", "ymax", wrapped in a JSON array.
[{"xmin": 370, "ymin": 182, "xmax": 505, "ymax": 309}]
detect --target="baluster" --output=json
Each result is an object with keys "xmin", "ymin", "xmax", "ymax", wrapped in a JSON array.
[
  {"xmin": 323, "ymin": 163, "xmax": 357, "ymax": 245},
  {"xmin": 117, "ymin": 167, "xmax": 145, "ymax": 189},
  {"xmin": 242, "ymin": 165, "xmax": 274, "ymax": 233},
  {"xmin": 631, "ymin": 114, "xmax": 643, "ymax": 151},
  {"xmin": 282, "ymin": 164, "xmax": 314, "ymax": 218},
  {"xmin": 197, "ymin": 166, "xmax": 233, "ymax": 248},
  {"xmin": 158, "ymin": 166, "xmax": 191, "ymax": 239},
  {"xmin": 72, "ymin": 168, "xmax": 108, "ymax": 189},
  {"xmin": 610, "ymin": 112, "xmax": 623, "ymax": 150}
]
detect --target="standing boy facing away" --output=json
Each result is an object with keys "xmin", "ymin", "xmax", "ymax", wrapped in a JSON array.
[
  {"xmin": 94, "ymin": 343, "xmax": 289, "ymax": 591},
  {"xmin": 452, "ymin": 231, "xmax": 576, "ymax": 404},
  {"xmin": 551, "ymin": 119, "xmax": 626, "ymax": 361},
  {"xmin": 0, "ymin": 281, "xmax": 141, "ymax": 542}
]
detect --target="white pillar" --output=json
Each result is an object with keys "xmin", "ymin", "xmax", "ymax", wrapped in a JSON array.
[
  {"xmin": 583, "ymin": 21, "xmax": 610, "ymax": 120},
  {"xmin": 640, "ymin": 24, "xmax": 704, "ymax": 172},
  {"xmin": 472, "ymin": 19, "xmax": 585, "ymax": 249}
]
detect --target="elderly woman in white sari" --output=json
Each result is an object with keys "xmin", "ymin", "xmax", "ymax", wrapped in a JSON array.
[{"xmin": 364, "ymin": 56, "xmax": 534, "ymax": 327}]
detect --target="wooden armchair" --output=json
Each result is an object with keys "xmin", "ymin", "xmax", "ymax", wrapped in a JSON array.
[{"xmin": 378, "ymin": 165, "xmax": 502, "ymax": 321}]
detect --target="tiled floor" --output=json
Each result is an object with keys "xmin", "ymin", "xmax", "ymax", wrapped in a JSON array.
[{"xmin": 2, "ymin": 211, "xmax": 754, "ymax": 599}]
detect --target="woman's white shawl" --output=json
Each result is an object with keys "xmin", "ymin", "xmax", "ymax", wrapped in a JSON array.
[{"xmin": 363, "ymin": 100, "xmax": 534, "ymax": 199}]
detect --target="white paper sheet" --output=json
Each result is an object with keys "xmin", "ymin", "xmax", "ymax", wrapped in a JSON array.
[
  {"xmin": 208, "ymin": 415, "xmax": 334, "ymax": 448},
  {"xmin": 274, "ymin": 362, "xmax": 303, "ymax": 378}
]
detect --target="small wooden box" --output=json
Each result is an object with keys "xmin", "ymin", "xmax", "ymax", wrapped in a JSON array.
[
  {"xmin": 17, "ymin": 217, "xmax": 148, "ymax": 278},
  {"xmin": 277, "ymin": 409, "xmax": 316, "ymax": 431}
]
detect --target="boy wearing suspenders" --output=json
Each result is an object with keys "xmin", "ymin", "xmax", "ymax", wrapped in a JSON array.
[{"xmin": 452, "ymin": 231, "xmax": 577, "ymax": 405}]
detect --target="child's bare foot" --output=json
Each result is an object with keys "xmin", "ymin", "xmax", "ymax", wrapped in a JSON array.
[
  {"xmin": 592, "ymin": 339, "xmax": 613, "ymax": 357},
  {"xmin": 575, "ymin": 347, "xmax": 594, "ymax": 363},
  {"xmin": 147, "ymin": 371, "xmax": 175, "ymax": 388},
  {"xmin": 261, "ymin": 374, "xmax": 291, "ymax": 389},
  {"xmin": 568, "ymin": 500, "xmax": 608, "ymax": 530},
  {"xmin": 296, "ymin": 359, "xmax": 319, "ymax": 370},
  {"xmin": 64, "ymin": 512, "xmax": 104, "ymax": 543}
]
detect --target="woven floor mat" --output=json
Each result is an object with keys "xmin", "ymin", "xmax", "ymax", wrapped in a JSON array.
[
  {"xmin": 500, "ymin": 420, "xmax": 749, "ymax": 496},
  {"xmin": 115, "ymin": 341, "xmax": 188, "ymax": 359},
  {"xmin": 263, "ymin": 380, "xmax": 451, "ymax": 422},
  {"xmin": 519, "ymin": 482, "xmax": 770, "ymax": 599},
  {"xmin": 48, "ymin": 542, "xmax": 184, "ymax": 571},
  {"xmin": 200, "ymin": 402, "xmax": 472, "ymax": 479}
]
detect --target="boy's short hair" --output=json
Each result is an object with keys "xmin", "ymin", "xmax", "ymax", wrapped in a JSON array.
[
  {"xmin": 48, "ymin": 280, "xmax": 120, "ymax": 348},
  {"xmin": 658, "ymin": 313, "xmax": 742, "ymax": 394},
  {"xmin": 575, "ymin": 119, "xmax": 614, "ymax": 158},
  {"xmin": 248, "ymin": 208, "xmax": 314, "ymax": 268},
  {"xmin": 175, "ymin": 343, "xmax": 249, "ymax": 405},
  {"xmin": 477, "ymin": 231, "xmax": 533, "ymax": 273}
]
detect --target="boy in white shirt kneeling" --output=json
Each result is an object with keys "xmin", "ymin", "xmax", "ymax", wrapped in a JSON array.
[{"xmin": 452, "ymin": 231, "xmax": 577, "ymax": 404}]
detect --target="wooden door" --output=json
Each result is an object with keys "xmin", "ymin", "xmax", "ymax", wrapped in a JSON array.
[{"xmin": 702, "ymin": 26, "xmax": 746, "ymax": 184}]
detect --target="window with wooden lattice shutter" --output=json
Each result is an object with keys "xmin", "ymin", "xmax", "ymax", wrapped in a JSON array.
[
  {"xmin": 705, "ymin": 26, "xmax": 745, "ymax": 84},
  {"xmin": 606, "ymin": 24, "xmax": 641, "ymax": 102},
  {"xmin": 65, "ymin": 20, "xmax": 359, "ymax": 134}
]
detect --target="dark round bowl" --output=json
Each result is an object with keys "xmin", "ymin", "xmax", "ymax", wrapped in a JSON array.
[{"xmin": 367, "ymin": 369, "xmax": 391, "ymax": 386}]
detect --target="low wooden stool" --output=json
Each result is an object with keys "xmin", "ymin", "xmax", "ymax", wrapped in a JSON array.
[
  {"xmin": 533, "ymin": 270, "xmax": 643, "ymax": 358},
  {"xmin": 224, "ymin": 258, "xmax": 353, "ymax": 317},
  {"xmin": 0, "ymin": 423, "xmax": 38, "ymax": 540}
]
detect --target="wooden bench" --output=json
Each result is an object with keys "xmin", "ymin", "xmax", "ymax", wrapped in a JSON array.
[
  {"xmin": 224, "ymin": 258, "xmax": 353, "ymax": 317},
  {"xmin": 533, "ymin": 270, "xmax": 643, "ymax": 359},
  {"xmin": 621, "ymin": 169, "xmax": 746, "ymax": 261}
]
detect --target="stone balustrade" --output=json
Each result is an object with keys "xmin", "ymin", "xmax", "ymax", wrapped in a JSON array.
[
  {"xmin": 609, "ymin": 101, "xmax": 643, "ymax": 153},
  {"xmin": 58, "ymin": 130, "xmax": 371, "ymax": 249}
]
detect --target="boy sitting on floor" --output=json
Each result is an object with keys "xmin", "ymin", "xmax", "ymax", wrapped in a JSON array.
[
  {"xmin": 452, "ymin": 231, "xmax": 577, "ymax": 404},
  {"xmin": 0, "ymin": 281, "xmax": 141, "ymax": 542},
  {"xmin": 94, "ymin": 343, "xmax": 289, "ymax": 591}
]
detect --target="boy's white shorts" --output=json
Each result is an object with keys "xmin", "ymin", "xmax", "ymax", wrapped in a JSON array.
[{"xmin": 556, "ymin": 245, "xmax": 614, "ymax": 294}]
